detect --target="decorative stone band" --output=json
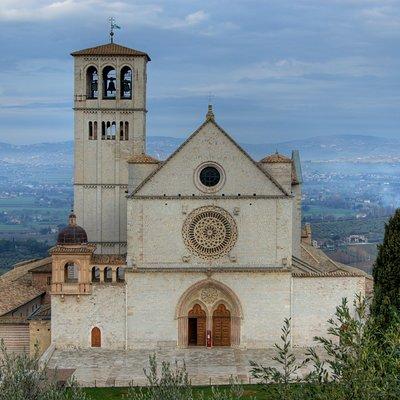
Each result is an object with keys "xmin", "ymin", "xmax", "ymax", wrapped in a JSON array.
[
  {"xmin": 74, "ymin": 184, "xmax": 128, "ymax": 188},
  {"xmin": 73, "ymin": 107, "xmax": 147, "ymax": 112},
  {"xmin": 91, "ymin": 254, "xmax": 126, "ymax": 265},
  {"xmin": 50, "ymin": 244, "xmax": 96, "ymax": 255},
  {"xmin": 91, "ymin": 241, "xmax": 127, "ymax": 246},
  {"xmin": 128, "ymin": 266, "xmax": 291, "ymax": 273},
  {"xmin": 131, "ymin": 194, "xmax": 292, "ymax": 200}
]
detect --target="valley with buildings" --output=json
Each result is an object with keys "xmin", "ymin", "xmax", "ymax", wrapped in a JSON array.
[{"xmin": 0, "ymin": 135, "xmax": 398, "ymax": 274}]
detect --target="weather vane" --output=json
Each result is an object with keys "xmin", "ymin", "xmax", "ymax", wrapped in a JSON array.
[{"xmin": 109, "ymin": 17, "xmax": 121, "ymax": 43}]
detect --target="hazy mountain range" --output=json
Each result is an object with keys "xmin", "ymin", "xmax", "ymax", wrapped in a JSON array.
[{"xmin": 1, "ymin": 134, "xmax": 399, "ymax": 166}]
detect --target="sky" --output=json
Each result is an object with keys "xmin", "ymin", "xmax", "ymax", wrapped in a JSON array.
[{"xmin": 0, "ymin": 0, "xmax": 400, "ymax": 145}]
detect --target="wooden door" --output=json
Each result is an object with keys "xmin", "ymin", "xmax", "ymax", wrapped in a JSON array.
[
  {"xmin": 188, "ymin": 304, "xmax": 206, "ymax": 346},
  {"xmin": 91, "ymin": 327, "xmax": 101, "ymax": 347},
  {"xmin": 212, "ymin": 304, "xmax": 231, "ymax": 346}
]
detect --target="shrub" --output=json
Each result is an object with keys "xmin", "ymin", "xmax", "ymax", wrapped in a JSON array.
[{"xmin": 0, "ymin": 340, "xmax": 89, "ymax": 400}]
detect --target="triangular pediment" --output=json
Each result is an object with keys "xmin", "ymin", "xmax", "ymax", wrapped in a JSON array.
[{"xmin": 131, "ymin": 119, "xmax": 289, "ymax": 197}]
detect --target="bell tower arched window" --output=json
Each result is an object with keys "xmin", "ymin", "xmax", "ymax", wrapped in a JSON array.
[
  {"xmin": 120, "ymin": 67, "xmax": 132, "ymax": 99},
  {"xmin": 86, "ymin": 66, "xmax": 98, "ymax": 99},
  {"xmin": 103, "ymin": 66, "xmax": 116, "ymax": 99}
]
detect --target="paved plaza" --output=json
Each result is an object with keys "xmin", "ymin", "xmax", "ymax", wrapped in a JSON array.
[{"xmin": 47, "ymin": 347, "xmax": 317, "ymax": 387}]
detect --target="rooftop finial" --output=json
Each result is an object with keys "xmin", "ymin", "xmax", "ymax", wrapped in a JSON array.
[
  {"xmin": 108, "ymin": 17, "xmax": 121, "ymax": 43},
  {"xmin": 206, "ymin": 92, "xmax": 215, "ymax": 121},
  {"xmin": 68, "ymin": 210, "xmax": 77, "ymax": 227},
  {"xmin": 206, "ymin": 104, "xmax": 215, "ymax": 121}
]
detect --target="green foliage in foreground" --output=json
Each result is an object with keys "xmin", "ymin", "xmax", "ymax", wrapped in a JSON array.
[
  {"xmin": 1, "ymin": 296, "xmax": 399, "ymax": 400},
  {"xmin": 372, "ymin": 208, "xmax": 400, "ymax": 330},
  {"xmin": 250, "ymin": 295, "xmax": 400, "ymax": 400},
  {"xmin": 0, "ymin": 341, "xmax": 90, "ymax": 400}
]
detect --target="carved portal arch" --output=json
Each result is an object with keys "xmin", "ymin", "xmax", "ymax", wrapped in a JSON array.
[{"xmin": 176, "ymin": 279, "xmax": 242, "ymax": 347}]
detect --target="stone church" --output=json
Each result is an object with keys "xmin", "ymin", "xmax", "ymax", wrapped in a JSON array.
[{"xmin": 49, "ymin": 41, "xmax": 370, "ymax": 351}]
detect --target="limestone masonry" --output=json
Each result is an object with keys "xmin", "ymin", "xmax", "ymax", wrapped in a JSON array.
[{"xmin": 48, "ymin": 40, "xmax": 371, "ymax": 351}]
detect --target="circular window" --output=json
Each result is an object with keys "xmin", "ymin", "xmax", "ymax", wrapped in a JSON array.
[
  {"xmin": 199, "ymin": 166, "xmax": 220, "ymax": 187},
  {"xmin": 182, "ymin": 206, "xmax": 237, "ymax": 259},
  {"xmin": 194, "ymin": 162, "xmax": 225, "ymax": 193}
]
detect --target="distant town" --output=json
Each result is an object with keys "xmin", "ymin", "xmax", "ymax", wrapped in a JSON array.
[{"xmin": 1, "ymin": 136, "xmax": 399, "ymax": 275}]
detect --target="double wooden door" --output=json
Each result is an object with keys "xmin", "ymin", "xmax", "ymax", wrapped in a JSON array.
[{"xmin": 212, "ymin": 304, "xmax": 231, "ymax": 346}]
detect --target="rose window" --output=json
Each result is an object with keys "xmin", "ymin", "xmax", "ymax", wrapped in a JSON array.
[{"xmin": 182, "ymin": 206, "xmax": 237, "ymax": 259}]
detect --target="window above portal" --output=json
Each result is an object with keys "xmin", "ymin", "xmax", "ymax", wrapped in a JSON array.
[{"xmin": 194, "ymin": 162, "xmax": 225, "ymax": 193}]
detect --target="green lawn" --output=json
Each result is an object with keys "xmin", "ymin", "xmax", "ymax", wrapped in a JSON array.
[{"xmin": 83, "ymin": 385, "xmax": 264, "ymax": 399}]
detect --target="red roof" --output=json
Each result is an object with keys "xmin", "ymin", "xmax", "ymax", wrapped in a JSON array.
[{"xmin": 71, "ymin": 43, "xmax": 151, "ymax": 61}]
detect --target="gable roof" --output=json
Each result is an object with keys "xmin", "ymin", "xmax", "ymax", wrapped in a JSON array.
[
  {"xmin": 0, "ymin": 280, "xmax": 44, "ymax": 317},
  {"xmin": 130, "ymin": 118, "xmax": 290, "ymax": 197},
  {"xmin": 71, "ymin": 43, "xmax": 151, "ymax": 61},
  {"xmin": 291, "ymin": 242, "xmax": 372, "ymax": 279}
]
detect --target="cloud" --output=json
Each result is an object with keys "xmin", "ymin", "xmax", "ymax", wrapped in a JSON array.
[
  {"xmin": 0, "ymin": 0, "xmax": 208, "ymax": 31},
  {"xmin": 232, "ymin": 57, "xmax": 385, "ymax": 81}
]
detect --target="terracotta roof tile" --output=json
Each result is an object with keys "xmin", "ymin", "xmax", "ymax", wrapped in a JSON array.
[
  {"xmin": 0, "ymin": 281, "xmax": 44, "ymax": 316},
  {"xmin": 0, "ymin": 257, "xmax": 52, "ymax": 284},
  {"xmin": 71, "ymin": 43, "xmax": 150, "ymax": 60},
  {"xmin": 260, "ymin": 153, "xmax": 292, "ymax": 163}
]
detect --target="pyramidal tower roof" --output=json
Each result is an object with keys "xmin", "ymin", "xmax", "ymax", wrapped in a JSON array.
[{"xmin": 71, "ymin": 42, "xmax": 151, "ymax": 60}]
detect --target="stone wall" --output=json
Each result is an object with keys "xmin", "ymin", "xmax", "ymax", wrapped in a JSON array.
[
  {"xmin": 126, "ymin": 271, "xmax": 292, "ymax": 349},
  {"xmin": 51, "ymin": 284, "xmax": 126, "ymax": 349},
  {"xmin": 292, "ymin": 276, "xmax": 366, "ymax": 346},
  {"xmin": 127, "ymin": 198, "xmax": 292, "ymax": 267},
  {"xmin": 29, "ymin": 320, "xmax": 51, "ymax": 357}
]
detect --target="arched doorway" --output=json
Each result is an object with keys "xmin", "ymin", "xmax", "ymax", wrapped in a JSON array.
[
  {"xmin": 212, "ymin": 304, "xmax": 231, "ymax": 346},
  {"xmin": 188, "ymin": 304, "xmax": 206, "ymax": 346},
  {"xmin": 91, "ymin": 327, "xmax": 101, "ymax": 347}
]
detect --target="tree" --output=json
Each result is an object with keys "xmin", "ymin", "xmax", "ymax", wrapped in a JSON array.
[{"xmin": 372, "ymin": 208, "xmax": 400, "ymax": 329}]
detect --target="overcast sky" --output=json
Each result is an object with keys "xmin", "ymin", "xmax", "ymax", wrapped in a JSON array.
[{"xmin": 0, "ymin": 0, "xmax": 399, "ymax": 144}]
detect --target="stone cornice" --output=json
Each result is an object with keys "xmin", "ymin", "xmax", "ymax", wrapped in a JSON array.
[
  {"xmin": 129, "ymin": 195, "xmax": 292, "ymax": 200},
  {"xmin": 50, "ymin": 244, "xmax": 96, "ymax": 255},
  {"xmin": 74, "ymin": 183, "xmax": 128, "ymax": 188},
  {"xmin": 91, "ymin": 254, "xmax": 127, "ymax": 265},
  {"xmin": 73, "ymin": 107, "xmax": 147, "ymax": 112},
  {"xmin": 127, "ymin": 266, "xmax": 291, "ymax": 274}
]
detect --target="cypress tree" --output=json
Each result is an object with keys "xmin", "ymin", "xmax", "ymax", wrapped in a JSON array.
[{"xmin": 371, "ymin": 209, "xmax": 400, "ymax": 328}]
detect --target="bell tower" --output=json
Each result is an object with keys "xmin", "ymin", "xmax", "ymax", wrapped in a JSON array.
[{"xmin": 71, "ymin": 41, "xmax": 150, "ymax": 254}]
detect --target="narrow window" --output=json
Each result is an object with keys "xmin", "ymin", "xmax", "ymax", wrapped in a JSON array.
[
  {"xmin": 64, "ymin": 262, "xmax": 78, "ymax": 283},
  {"xmin": 104, "ymin": 267, "xmax": 112, "ymax": 282},
  {"xmin": 93, "ymin": 121, "xmax": 98, "ymax": 140},
  {"xmin": 88, "ymin": 121, "xmax": 93, "ymax": 140},
  {"xmin": 106, "ymin": 121, "xmax": 111, "ymax": 139},
  {"xmin": 86, "ymin": 66, "xmax": 98, "ymax": 99},
  {"xmin": 111, "ymin": 122, "xmax": 116, "ymax": 140},
  {"xmin": 91, "ymin": 266, "xmax": 100, "ymax": 283},
  {"xmin": 120, "ymin": 66, "xmax": 132, "ymax": 99},
  {"xmin": 119, "ymin": 121, "xmax": 124, "ymax": 140},
  {"xmin": 102, "ymin": 121, "xmax": 106, "ymax": 140},
  {"xmin": 117, "ymin": 267, "xmax": 125, "ymax": 282},
  {"xmin": 124, "ymin": 122, "xmax": 129, "ymax": 140}
]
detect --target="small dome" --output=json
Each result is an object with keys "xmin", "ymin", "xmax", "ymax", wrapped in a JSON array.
[
  {"xmin": 57, "ymin": 212, "xmax": 88, "ymax": 245},
  {"xmin": 260, "ymin": 152, "xmax": 292, "ymax": 164}
]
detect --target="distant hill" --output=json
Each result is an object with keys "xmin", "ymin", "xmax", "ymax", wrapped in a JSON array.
[{"xmin": 1, "ymin": 134, "xmax": 399, "ymax": 165}]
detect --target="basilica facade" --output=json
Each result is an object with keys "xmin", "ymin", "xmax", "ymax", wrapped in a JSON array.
[{"xmin": 50, "ymin": 41, "xmax": 370, "ymax": 350}]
